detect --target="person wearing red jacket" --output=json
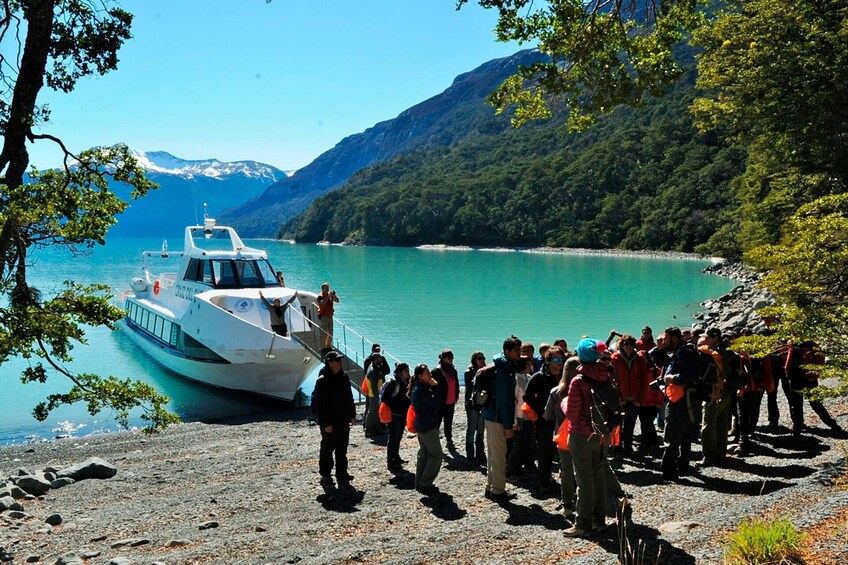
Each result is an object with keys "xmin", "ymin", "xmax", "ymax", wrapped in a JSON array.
[
  {"xmin": 635, "ymin": 326, "xmax": 656, "ymax": 352},
  {"xmin": 611, "ymin": 335, "xmax": 651, "ymax": 456},
  {"xmin": 564, "ymin": 338, "xmax": 612, "ymax": 537}
]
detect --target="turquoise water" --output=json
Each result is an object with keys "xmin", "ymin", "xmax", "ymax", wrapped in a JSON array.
[{"xmin": 1, "ymin": 238, "xmax": 735, "ymax": 445}]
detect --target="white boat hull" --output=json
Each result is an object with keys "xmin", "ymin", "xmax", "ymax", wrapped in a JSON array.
[{"xmin": 118, "ymin": 319, "xmax": 319, "ymax": 401}]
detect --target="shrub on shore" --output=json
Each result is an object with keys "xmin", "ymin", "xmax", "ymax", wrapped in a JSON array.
[{"xmin": 723, "ymin": 516, "xmax": 806, "ymax": 565}]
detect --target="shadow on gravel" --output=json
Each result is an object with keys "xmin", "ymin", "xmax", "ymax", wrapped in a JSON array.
[
  {"xmin": 388, "ymin": 469, "xmax": 416, "ymax": 490},
  {"xmin": 680, "ymin": 473, "xmax": 797, "ymax": 496},
  {"xmin": 591, "ymin": 506, "xmax": 696, "ymax": 564},
  {"xmin": 755, "ymin": 433, "xmax": 829, "ymax": 457},
  {"xmin": 316, "ymin": 485, "xmax": 364, "ymax": 513},
  {"xmin": 443, "ymin": 454, "xmax": 483, "ymax": 473},
  {"xmin": 723, "ymin": 457, "xmax": 816, "ymax": 480},
  {"xmin": 419, "ymin": 491, "xmax": 467, "ymax": 521},
  {"xmin": 498, "ymin": 500, "xmax": 563, "ymax": 530}
]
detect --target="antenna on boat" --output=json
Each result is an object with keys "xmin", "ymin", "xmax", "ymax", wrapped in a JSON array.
[
  {"xmin": 161, "ymin": 239, "xmax": 168, "ymax": 258},
  {"xmin": 203, "ymin": 202, "xmax": 215, "ymax": 239}
]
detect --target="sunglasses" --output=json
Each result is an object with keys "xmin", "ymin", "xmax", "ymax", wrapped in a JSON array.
[
  {"xmin": 549, "ymin": 357, "xmax": 565, "ymax": 363},
  {"xmin": 476, "ymin": 356, "xmax": 486, "ymax": 361}
]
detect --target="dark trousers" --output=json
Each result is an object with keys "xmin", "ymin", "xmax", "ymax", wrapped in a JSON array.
[
  {"xmin": 506, "ymin": 420, "xmax": 536, "ymax": 475},
  {"xmin": 442, "ymin": 403, "xmax": 456, "ymax": 443},
  {"xmin": 621, "ymin": 401, "xmax": 639, "ymax": 452},
  {"xmin": 534, "ymin": 420, "xmax": 556, "ymax": 487},
  {"xmin": 785, "ymin": 382, "xmax": 838, "ymax": 431},
  {"xmin": 638, "ymin": 406, "xmax": 661, "ymax": 449},
  {"xmin": 387, "ymin": 414, "xmax": 405, "ymax": 465},
  {"xmin": 661, "ymin": 397, "xmax": 692, "ymax": 476},
  {"xmin": 767, "ymin": 389, "xmax": 780, "ymax": 426},
  {"xmin": 465, "ymin": 408, "xmax": 485, "ymax": 460},
  {"xmin": 739, "ymin": 391, "xmax": 764, "ymax": 442},
  {"xmin": 319, "ymin": 424, "xmax": 350, "ymax": 479}
]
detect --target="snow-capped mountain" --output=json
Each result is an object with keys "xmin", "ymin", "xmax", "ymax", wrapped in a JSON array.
[
  {"xmin": 109, "ymin": 150, "xmax": 289, "ymax": 238},
  {"xmin": 130, "ymin": 150, "xmax": 290, "ymax": 181}
]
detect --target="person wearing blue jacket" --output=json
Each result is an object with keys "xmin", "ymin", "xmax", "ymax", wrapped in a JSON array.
[
  {"xmin": 483, "ymin": 336, "xmax": 523, "ymax": 502},
  {"xmin": 410, "ymin": 363, "xmax": 444, "ymax": 495}
]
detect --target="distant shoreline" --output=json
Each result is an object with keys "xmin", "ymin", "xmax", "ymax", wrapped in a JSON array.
[{"xmin": 294, "ymin": 239, "xmax": 722, "ymax": 262}]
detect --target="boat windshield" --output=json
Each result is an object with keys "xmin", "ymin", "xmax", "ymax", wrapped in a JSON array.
[{"xmin": 184, "ymin": 258, "xmax": 279, "ymax": 288}]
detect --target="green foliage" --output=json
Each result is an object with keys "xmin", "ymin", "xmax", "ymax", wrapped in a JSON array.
[
  {"xmin": 1, "ymin": 1, "xmax": 176, "ymax": 432},
  {"xmin": 692, "ymin": 0, "xmax": 848, "ymax": 250},
  {"xmin": 732, "ymin": 195, "xmax": 848, "ymax": 399},
  {"xmin": 722, "ymin": 516, "xmax": 806, "ymax": 565},
  {"xmin": 461, "ymin": 0, "xmax": 704, "ymax": 129},
  {"xmin": 284, "ymin": 73, "xmax": 744, "ymax": 250}
]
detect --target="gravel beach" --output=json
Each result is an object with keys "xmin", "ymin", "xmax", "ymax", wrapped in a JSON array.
[
  {"xmin": 2, "ymin": 261, "xmax": 847, "ymax": 564},
  {"xmin": 1, "ymin": 393, "xmax": 847, "ymax": 565}
]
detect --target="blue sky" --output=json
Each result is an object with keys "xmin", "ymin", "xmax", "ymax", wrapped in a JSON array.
[{"xmin": 29, "ymin": 0, "xmax": 522, "ymax": 172}]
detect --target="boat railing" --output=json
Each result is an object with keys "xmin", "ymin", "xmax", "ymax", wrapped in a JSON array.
[{"xmin": 288, "ymin": 306, "xmax": 399, "ymax": 403}]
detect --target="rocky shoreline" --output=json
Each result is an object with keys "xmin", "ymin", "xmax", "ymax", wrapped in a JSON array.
[
  {"xmin": 693, "ymin": 260, "xmax": 775, "ymax": 337},
  {"xmin": 2, "ymin": 260, "xmax": 847, "ymax": 565}
]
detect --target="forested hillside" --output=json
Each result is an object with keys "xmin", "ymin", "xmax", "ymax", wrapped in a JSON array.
[{"xmin": 283, "ymin": 72, "xmax": 745, "ymax": 251}]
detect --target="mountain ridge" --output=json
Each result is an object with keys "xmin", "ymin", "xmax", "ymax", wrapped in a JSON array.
[{"xmin": 218, "ymin": 49, "xmax": 549, "ymax": 236}]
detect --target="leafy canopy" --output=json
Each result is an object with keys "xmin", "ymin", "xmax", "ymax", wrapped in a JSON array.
[
  {"xmin": 1, "ymin": 1, "xmax": 177, "ymax": 431},
  {"xmin": 458, "ymin": 0, "xmax": 704, "ymax": 129}
]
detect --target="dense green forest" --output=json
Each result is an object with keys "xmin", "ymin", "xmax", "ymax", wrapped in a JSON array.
[{"xmin": 282, "ymin": 72, "xmax": 745, "ymax": 251}]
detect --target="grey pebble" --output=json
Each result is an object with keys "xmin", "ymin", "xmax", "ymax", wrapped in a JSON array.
[
  {"xmin": 104, "ymin": 558, "xmax": 129, "ymax": 565},
  {"xmin": 25, "ymin": 555, "xmax": 41, "ymax": 563},
  {"xmin": 52, "ymin": 553, "xmax": 83, "ymax": 565},
  {"xmin": 8, "ymin": 510, "xmax": 29, "ymax": 520},
  {"xmin": 45, "ymin": 514, "xmax": 63, "ymax": 526},
  {"xmin": 50, "ymin": 478, "xmax": 75, "ymax": 490},
  {"xmin": 0, "ymin": 496, "xmax": 21, "ymax": 511},
  {"xmin": 165, "ymin": 539, "xmax": 191, "ymax": 547},
  {"xmin": 198, "ymin": 520, "xmax": 218, "ymax": 530}
]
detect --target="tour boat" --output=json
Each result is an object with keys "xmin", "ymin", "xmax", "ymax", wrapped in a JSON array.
[{"xmin": 115, "ymin": 216, "xmax": 327, "ymax": 401}]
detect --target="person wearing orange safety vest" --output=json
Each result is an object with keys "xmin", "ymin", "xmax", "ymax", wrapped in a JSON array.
[{"xmin": 659, "ymin": 327, "xmax": 701, "ymax": 482}]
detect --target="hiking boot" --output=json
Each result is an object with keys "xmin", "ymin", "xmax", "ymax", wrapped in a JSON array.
[
  {"xmin": 319, "ymin": 475, "xmax": 333, "ymax": 486},
  {"xmin": 563, "ymin": 525, "xmax": 591, "ymax": 538},
  {"xmin": 489, "ymin": 491, "xmax": 517, "ymax": 503},
  {"xmin": 416, "ymin": 485, "xmax": 439, "ymax": 496},
  {"xmin": 445, "ymin": 440, "xmax": 456, "ymax": 451},
  {"xmin": 484, "ymin": 487, "xmax": 491, "ymax": 499}
]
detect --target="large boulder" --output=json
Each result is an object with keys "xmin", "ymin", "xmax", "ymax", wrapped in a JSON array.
[
  {"xmin": 16, "ymin": 475, "xmax": 51, "ymax": 496},
  {"xmin": 56, "ymin": 458, "xmax": 117, "ymax": 481}
]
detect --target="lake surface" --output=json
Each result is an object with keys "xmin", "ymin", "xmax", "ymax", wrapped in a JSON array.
[{"xmin": 1, "ymin": 237, "xmax": 735, "ymax": 445}]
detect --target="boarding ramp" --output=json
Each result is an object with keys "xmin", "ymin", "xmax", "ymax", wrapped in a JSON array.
[{"xmin": 289, "ymin": 305, "xmax": 400, "ymax": 402}]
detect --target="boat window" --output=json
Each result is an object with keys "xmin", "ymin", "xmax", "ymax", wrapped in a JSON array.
[
  {"xmin": 213, "ymin": 260, "xmax": 237, "ymax": 287},
  {"xmin": 209, "ymin": 259, "xmax": 278, "ymax": 288},
  {"xmin": 201, "ymin": 260, "xmax": 214, "ymax": 285},
  {"xmin": 184, "ymin": 259, "xmax": 200, "ymax": 282},
  {"xmin": 234, "ymin": 260, "xmax": 263, "ymax": 287},
  {"xmin": 190, "ymin": 227, "xmax": 234, "ymax": 249},
  {"xmin": 256, "ymin": 259, "xmax": 280, "ymax": 286},
  {"xmin": 184, "ymin": 259, "xmax": 214, "ymax": 286}
]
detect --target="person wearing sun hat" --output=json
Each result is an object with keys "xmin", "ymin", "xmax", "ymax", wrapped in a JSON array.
[
  {"xmin": 563, "ymin": 337, "xmax": 612, "ymax": 537},
  {"xmin": 312, "ymin": 350, "xmax": 357, "ymax": 487}
]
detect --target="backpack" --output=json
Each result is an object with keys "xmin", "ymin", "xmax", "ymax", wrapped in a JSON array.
[
  {"xmin": 580, "ymin": 374, "xmax": 622, "ymax": 436},
  {"xmin": 694, "ymin": 345, "xmax": 725, "ymax": 403},
  {"xmin": 471, "ymin": 364, "xmax": 497, "ymax": 409}
]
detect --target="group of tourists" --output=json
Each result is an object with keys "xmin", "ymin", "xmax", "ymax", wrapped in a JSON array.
[{"xmin": 310, "ymin": 325, "xmax": 843, "ymax": 537}]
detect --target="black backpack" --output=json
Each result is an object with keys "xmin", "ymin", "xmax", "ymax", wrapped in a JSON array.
[
  {"xmin": 580, "ymin": 373, "xmax": 623, "ymax": 435},
  {"xmin": 471, "ymin": 364, "xmax": 497, "ymax": 409}
]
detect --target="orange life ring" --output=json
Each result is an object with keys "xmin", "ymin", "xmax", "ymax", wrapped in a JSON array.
[{"xmin": 153, "ymin": 280, "xmax": 160, "ymax": 296}]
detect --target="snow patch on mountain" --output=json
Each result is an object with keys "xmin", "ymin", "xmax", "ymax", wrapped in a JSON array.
[{"xmin": 130, "ymin": 150, "xmax": 287, "ymax": 182}]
